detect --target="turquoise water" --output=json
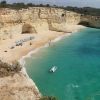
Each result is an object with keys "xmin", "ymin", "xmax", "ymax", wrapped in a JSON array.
[{"xmin": 25, "ymin": 28, "xmax": 100, "ymax": 100}]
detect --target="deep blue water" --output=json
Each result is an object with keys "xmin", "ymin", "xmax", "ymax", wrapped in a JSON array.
[{"xmin": 25, "ymin": 28, "xmax": 100, "ymax": 100}]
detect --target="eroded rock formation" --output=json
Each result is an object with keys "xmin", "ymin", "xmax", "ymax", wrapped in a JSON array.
[
  {"xmin": 0, "ymin": 7, "xmax": 100, "ymax": 100},
  {"xmin": 0, "ymin": 7, "xmax": 100, "ymax": 37},
  {"xmin": 0, "ymin": 60, "xmax": 41, "ymax": 100},
  {"xmin": 22, "ymin": 23, "xmax": 37, "ymax": 34}
]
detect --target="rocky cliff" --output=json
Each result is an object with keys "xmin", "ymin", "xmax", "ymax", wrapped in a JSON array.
[
  {"xmin": 0, "ymin": 7, "xmax": 99, "ymax": 100},
  {"xmin": 0, "ymin": 7, "xmax": 100, "ymax": 38},
  {"xmin": 0, "ymin": 60, "xmax": 41, "ymax": 100}
]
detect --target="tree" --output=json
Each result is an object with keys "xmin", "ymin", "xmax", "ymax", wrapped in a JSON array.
[
  {"xmin": 12, "ymin": 2, "xmax": 26, "ymax": 9},
  {"xmin": 27, "ymin": 3, "xmax": 33, "ymax": 7},
  {"xmin": 40, "ymin": 4, "xmax": 43, "ymax": 7},
  {"xmin": 53, "ymin": 5, "xmax": 57, "ymax": 7},
  {"xmin": 0, "ymin": 0, "xmax": 7, "ymax": 5},
  {"xmin": 0, "ymin": 0, "xmax": 7, "ymax": 7},
  {"xmin": 46, "ymin": 4, "xmax": 50, "ymax": 7}
]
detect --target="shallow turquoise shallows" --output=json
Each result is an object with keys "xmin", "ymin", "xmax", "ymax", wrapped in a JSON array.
[{"xmin": 25, "ymin": 28, "xmax": 100, "ymax": 100}]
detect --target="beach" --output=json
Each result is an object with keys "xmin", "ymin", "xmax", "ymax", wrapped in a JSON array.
[
  {"xmin": 0, "ymin": 24, "xmax": 85, "ymax": 100},
  {"xmin": 0, "ymin": 25, "xmax": 84, "ymax": 64}
]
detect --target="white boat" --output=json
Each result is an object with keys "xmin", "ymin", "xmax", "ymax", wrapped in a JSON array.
[{"xmin": 49, "ymin": 66, "xmax": 57, "ymax": 73}]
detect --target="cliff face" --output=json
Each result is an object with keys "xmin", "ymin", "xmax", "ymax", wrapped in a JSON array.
[
  {"xmin": 80, "ymin": 15, "xmax": 100, "ymax": 28},
  {"xmin": 0, "ymin": 7, "xmax": 100, "ymax": 37},
  {"xmin": 0, "ymin": 7, "xmax": 99, "ymax": 100},
  {"xmin": 0, "ymin": 61, "xmax": 41, "ymax": 100},
  {"xmin": 0, "ymin": 71, "xmax": 41, "ymax": 100}
]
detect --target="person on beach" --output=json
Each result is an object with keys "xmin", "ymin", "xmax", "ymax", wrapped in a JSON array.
[
  {"xmin": 30, "ymin": 42, "xmax": 32, "ymax": 46},
  {"xmin": 49, "ymin": 39, "xmax": 51, "ymax": 46}
]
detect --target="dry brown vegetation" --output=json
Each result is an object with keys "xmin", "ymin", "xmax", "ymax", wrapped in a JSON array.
[{"xmin": 0, "ymin": 60, "xmax": 22, "ymax": 77}]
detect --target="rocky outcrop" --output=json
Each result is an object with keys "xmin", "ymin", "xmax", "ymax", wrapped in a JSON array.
[
  {"xmin": 0, "ymin": 9, "xmax": 21, "ymax": 23},
  {"xmin": 0, "ymin": 7, "xmax": 99, "ymax": 37},
  {"xmin": 80, "ymin": 15, "xmax": 100, "ymax": 28},
  {"xmin": 0, "ymin": 72, "xmax": 41, "ymax": 100},
  {"xmin": 0, "ymin": 60, "xmax": 21, "ymax": 77},
  {"xmin": 0, "ymin": 61, "xmax": 41, "ymax": 100}
]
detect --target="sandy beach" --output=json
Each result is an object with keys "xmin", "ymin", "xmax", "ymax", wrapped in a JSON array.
[
  {"xmin": 0, "ymin": 25, "xmax": 85, "ymax": 64},
  {"xmin": 0, "ymin": 23, "xmax": 85, "ymax": 100}
]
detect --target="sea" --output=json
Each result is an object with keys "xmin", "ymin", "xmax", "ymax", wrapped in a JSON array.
[{"xmin": 25, "ymin": 28, "xmax": 100, "ymax": 100}]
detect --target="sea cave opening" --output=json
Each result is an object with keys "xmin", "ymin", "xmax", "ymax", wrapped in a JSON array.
[
  {"xmin": 78, "ymin": 21, "xmax": 90, "ymax": 27},
  {"xmin": 22, "ymin": 24, "xmax": 33, "ymax": 34}
]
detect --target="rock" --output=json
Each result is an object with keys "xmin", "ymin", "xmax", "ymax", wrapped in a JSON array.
[
  {"xmin": 0, "ymin": 72, "xmax": 41, "ymax": 100},
  {"xmin": 0, "ymin": 61, "xmax": 41, "ymax": 100},
  {"xmin": 0, "ymin": 7, "xmax": 100, "ymax": 39}
]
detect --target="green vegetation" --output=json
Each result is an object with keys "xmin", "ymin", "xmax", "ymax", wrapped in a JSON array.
[
  {"xmin": 64, "ymin": 6, "xmax": 100, "ymax": 16},
  {"xmin": 0, "ymin": 0, "xmax": 100, "ymax": 16},
  {"xmin": 0, "ymin": 0, "xmax": 51, "ymax": 9},
  {"xmin": 39, "ymin": 96, "xmax": 58, "ymax": 100},
  {"xmin": 0, "ymin": 0, "xmax": 7, "ymax": 7}
]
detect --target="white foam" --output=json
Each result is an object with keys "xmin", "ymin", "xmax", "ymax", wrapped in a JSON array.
[
  {"xmin": 71, "ymin": 84, "xmax": 79, "ymax": 88},
  {"xmin": 52, "ymin": 33, "xmax": 71, "ymax": 43},
  {"xmin": 19, "ymin": 33, "xmax": 71, "ymax": 67},
  {"xmin": 66, "ymin": 83, "xmax": 80, "ymax": 89},
  {"xmin": 18, "ymin": 33, "xmax": 74, "ymax": 97}
]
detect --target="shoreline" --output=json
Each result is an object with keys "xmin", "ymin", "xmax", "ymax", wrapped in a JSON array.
[
  {"xmin": 18, "ymin": 32, "xmax": 72, "ymax": 97},
  {"xmin": 19, "ymin": 26, "xmax": 85, "ymax": 98},
  {"xmin": 19, "ymin": 26, "xmax": 84, "ymax": 66},
  {"xmin": 19, "ymin": 32, "xmax": 71, "ymax": 66},
  {"xmin": 20, "ymin": 66, "xmax": 42, "ymax": 97},
  {"xmin": 0, "ymin": 24, "xmax": 85, "ymax": 99}
]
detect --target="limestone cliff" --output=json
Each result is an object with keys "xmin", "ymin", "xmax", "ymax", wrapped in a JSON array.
[
  {"xmin": 0, "ymin": 7, "xmax": 100, "ymax": 100},
  {"xmin": 0, "ymin": 7, "xmax": 100, "ymax": 38},
  {"xmin": 0, "ymin": 72, "xmax": 41, "ymax": 100},
  {"xmin": 0, "ymin": 61, "xmax": 41, "ymax": 100}
]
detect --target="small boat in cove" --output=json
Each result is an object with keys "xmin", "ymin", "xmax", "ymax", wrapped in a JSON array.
[{"xmin": 49, "ymin": 66, "xmax": 57, "ymax": 73}]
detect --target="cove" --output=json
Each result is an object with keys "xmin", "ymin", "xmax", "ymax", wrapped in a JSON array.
[{"xmin": 25, "ymin": 28, "xmax": 100, "ymax": 100}]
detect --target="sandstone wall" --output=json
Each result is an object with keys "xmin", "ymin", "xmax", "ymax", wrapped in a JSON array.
[
  {"xmin": 0, "ymin": 7, "xmax": 100, "ymax": 37},
  {"xmin": 0, "ymin": 71, "xmax": 41, "ymax": 100},
  {"xmin": 80, "ymin": 15, "xmax": 100, "ymax": 28}
]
